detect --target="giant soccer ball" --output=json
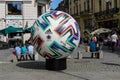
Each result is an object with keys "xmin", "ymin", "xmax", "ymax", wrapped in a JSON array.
[{"xmin": 31, "ymin": 10, "xmax": 80, "ymax": 59}]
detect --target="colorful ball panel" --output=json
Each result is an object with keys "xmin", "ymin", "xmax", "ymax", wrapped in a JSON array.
[{"xmin": 32, "ymin": 10, "xmax": 80, "ymax": 59}]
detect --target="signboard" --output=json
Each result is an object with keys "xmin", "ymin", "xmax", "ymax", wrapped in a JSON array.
[{"xmin": 6, "ymin": 15, "xmax": 23, "ymax": 28}]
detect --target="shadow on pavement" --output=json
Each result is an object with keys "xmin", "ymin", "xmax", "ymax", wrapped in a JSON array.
[
  {"xmin": 102, "ymin": 62, "xmax": 120, "ymax": 66},
  {"xmin": 57, "ymin": 71, "xmax": 89, "ymax": 80},
  {"xmin": 114, "ymin": 49, "xmax": 120, "ymax": 57},
  {"xmin": 101, "ymin": 46, "xmax": 120, "ymax": 58},
  {"xmin": 0, "ymin": 41, "xmax": 9, "ymax": 50},
  {"xmin": 16, "ymin": 61, "xmax": 46, "ymax": 69},
  {"xmin": 74, "ymin": 57, "xmax": 92, "ymax": 59},
  {"xmin": 82, "ymin": 57, "xmax": 92, "ymax": 59}
]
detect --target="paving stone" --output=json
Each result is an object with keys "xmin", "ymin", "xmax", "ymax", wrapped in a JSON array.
[{"xmin": 0, "ymin": 44, "xmax": 120, "ymax": 80}]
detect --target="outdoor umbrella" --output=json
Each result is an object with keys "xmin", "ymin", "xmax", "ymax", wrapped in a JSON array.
[
  {"xmin": 91, "ymin": 28, "xmax": 111, "ymax": 35},
  {"xmin": 23, "ymin": 26, "xmax": 33, "ymax": 33},
  {"xmin": 0, "ymin": 26, "xmax": 23, "ymax": 36}
]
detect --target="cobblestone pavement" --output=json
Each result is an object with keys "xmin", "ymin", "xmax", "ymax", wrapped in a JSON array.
[{"xmin": 0, "ymin": 44, "xmax": 120, "ymax": 80}]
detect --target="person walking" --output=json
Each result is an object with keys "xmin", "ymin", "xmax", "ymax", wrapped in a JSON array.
[
  {"xmin": 98, "ymin": 34, "xmax": 104, "ymax": 50},
  {"xmin": 27, "ymin": 43, "xmax": 34, "ymax": 60},
  {"xmin": 107, "ymin": 34, "xmax": 111, "ymax": 49},
  {"xmin": 14, "ymin": 43, "xmax": 21, "ymax": 61},
  {"xmin": 111, "ymin": 31, "xmax": 118, "ymax": 52},
  {"xmin": 20, "ymin": 44, "xmax": 27, "ymax": 60}
]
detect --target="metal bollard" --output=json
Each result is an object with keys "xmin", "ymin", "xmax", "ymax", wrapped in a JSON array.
[
  {"xmin": 77, "ymin": 51, "xmax": 82, "ymax": 59},
  {"xmin": 35, "ymin": 52, "xmax": 39, "ymax": 61},
  {"xmin": 12, "ymin": 55, "xmax": 18, "ymax": 62}
]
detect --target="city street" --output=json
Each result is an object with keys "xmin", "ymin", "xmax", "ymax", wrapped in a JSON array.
[
  {"xmin": 0, "ymin": 0, "xmax": 120, "ymax": 80},
  {"xmin": 0, "ymin": 44, "xmax": 120, "ymax": 80}
]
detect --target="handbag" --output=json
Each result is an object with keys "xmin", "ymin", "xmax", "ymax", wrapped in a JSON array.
[{"xmin": 12, "ymin": 51, "xmax": 17, "ymax": 56}]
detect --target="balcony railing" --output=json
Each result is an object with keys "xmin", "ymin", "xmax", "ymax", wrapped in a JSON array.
[
  {"xmin": 74, "ymin": 0, "xmax": 78, "ymax": 3},
  {"xmin": 80, "ymin": 10, "xmax": 93, "ymax": 16},
  {"xmin": 94, "ymin": 7, "xmax": 119, "ymax": 20}
]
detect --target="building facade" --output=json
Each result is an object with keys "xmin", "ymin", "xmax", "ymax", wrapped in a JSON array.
[
  {"xmin": 0, "ymin": 0, "xmax": 51, "ymax": 47},
  {"xmin": 56, "ymin": 0, "xmax": 69, "ymax": 13},
  {"xmin": 68, "ymin": 0, "xmax": 120, "ymax": 37}
]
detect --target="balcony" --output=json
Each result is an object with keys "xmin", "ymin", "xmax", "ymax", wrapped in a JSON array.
[
  {"xmin": 94, "ymin": 7, "xmax": 119, "ymax": 20},
  {"xmin": 80, "ymin": 10, "xmax": 93, "ymax": 16},
  {"xmin": 112, "ymin": 7, "xmax": 119, "ymax": 14},
  {"xmin": 71, "ymin": 13, "xmax": 80, "ymax": 18},
  {"xmin": 104, "ymin": 7, "xmax": 119, "ymax": 15}
]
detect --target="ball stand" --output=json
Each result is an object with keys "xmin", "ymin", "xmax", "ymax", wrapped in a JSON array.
[{"xmin": 46, "ymin": 58, "xmax": 67, "ymax": 70}]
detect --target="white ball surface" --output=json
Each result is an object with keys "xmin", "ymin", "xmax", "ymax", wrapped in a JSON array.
[{"xmin": 32, "ymin": 11, "xmax": 80, "ymax": 59}]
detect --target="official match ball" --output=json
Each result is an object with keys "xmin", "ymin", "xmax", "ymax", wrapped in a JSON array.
[{"xmin": 32, "ymin": 10, "xmax": 80, "ymax": 59}]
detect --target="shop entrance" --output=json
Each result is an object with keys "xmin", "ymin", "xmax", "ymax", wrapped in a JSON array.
[
  {"xmin": 98, "ymin": 19, "xmax": 118, "ymax": 29},
  {"xmin": 8, "ymin": 33, "xmax": 23, "ymax": 48}
]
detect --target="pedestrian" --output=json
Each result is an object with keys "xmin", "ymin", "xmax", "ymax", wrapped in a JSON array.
[
  {"xmin": 107, "ymin": 34, "xmax": 111, "ymax": 49},
  {"xmin": 96, "ymin": 42, "xmax": 100, "ymax": 51},
  {"xmin": 95, "ymin": 42, "xmax": 100, "ymax": 58},
  {"xmin": 14, "ymin": 43, "xmax": 21, "ymax": 61},
  {"xmin": 20, "ymin": 43, "xmax": 27, "ymax": 60},
  {"xmin": 98, "ymin": 34, "xmax": 104, "ymax": 49},
  {"xmin": 111, "ymin": 31, "xmax": 118, "ymax": 52},
  {"xmin": 27, "ymin": 42, "xmax": 34, "ymax": 60},
  {"xmin": 118, "ymin": 37, "xmax": 120, "ymax": 48},
  {"xmin": 92, "ymin": 34, "xmax": 97, "ymax": 43},
  {"xmin": 89, "ymin": 39, "xmax": 96, "ymax": 58}
]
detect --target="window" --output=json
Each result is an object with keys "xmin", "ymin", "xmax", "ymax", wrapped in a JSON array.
[
  {"xmin": 91, "ymin": 0, "xmax": 93, "ymax": 12},
  {"xmin": 84, "ymin": 2, "xmax": 86, "ymax": 12},
  {"xmin": 37, "ymin": 5, "xmax": 42, "ymax": 17},
  {"xmin": 76, "ymin": 4, "xmax": 78, "ymax": 15},
  {"xmin": 84, "ymin": 19, "xmax": 92, "ymax": 31},
  {"xmin": 79, "ymin": 3, "xmax": 81, "ymax": 12},
  {"xmin": 7, "ymin": 2, "xmax": 22, "ymax": 15},
  {"xmin": 99, "ymin": 0, "xmax": 102, "ymax": 11},
  {"xmin": 87, "ymin": 0, "xmax": 90, "ymax": 12},
  {"xmin": 105, "ymin": 0, "xmax": 111, "ymax": 10},
  {"xmin": 74, "ymin": 6, "xmax": 75, "ymax": 14},
  {"xmin": 114, "ymin": 0, "xmax": 117, "ymax": 8},
  {"xmin": 106, "ymin": 2, "xmax": 109, "ymax": 10}
]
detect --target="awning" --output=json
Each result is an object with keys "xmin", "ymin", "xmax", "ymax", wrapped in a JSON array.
[
  {"xmin": 23, "ymin": 26, "xmax": 33, "ymax": 33},
  {"xmin": 0, "ymin": 26, "xmax": 23, "ymax": 36}
]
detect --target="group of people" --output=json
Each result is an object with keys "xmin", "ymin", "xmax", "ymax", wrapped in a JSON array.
[
  {"xmin": 89, "ymin": 35, "xmax": 101, "ymax": 58},
  {"xmin": 13, "ymin": 42, "xmax": 34, "ymax": 61},
  {"xmin": 88, "ymin": 31, "xmax": 119, "ymax": 53}
]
